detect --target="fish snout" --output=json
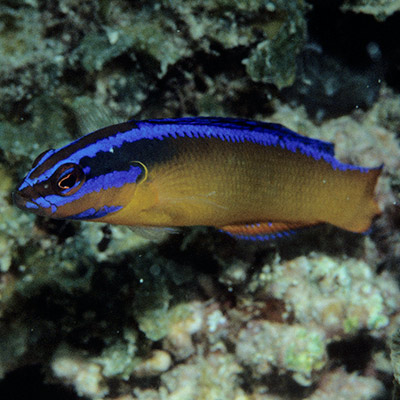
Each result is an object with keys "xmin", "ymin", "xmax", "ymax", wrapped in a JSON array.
[
  {"xmin": 13, "ymin": 190, "xmax": 30, "ymax": 210},
  {"xmin": 13, "ymin": 190, "xmax": 53, "ymax": 217}
]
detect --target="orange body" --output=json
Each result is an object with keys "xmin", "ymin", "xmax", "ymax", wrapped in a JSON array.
[{"xmin": 96, "ymin": 137, "xmax": 381, "ymax": 234}]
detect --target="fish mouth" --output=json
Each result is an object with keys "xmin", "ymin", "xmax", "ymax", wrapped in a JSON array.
[{"xmin": 13, "ymin": 190, "xmax": 54, "ymax": 217}]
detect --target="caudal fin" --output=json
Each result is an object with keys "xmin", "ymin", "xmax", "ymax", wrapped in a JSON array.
[{"xmin": 339, "ymin": 165, "xmax": 382, "ymax": 233}]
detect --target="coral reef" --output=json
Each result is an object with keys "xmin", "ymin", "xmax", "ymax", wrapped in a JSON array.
[
  {"xmin": 306, "ymin": 368, "xmax": 384, "ymax": 400},
  {"xmin": 247, "ymin": 253, "xmax": 399, "ymax": 336},
  {"xmin": 390, "ymin": 326, "xmax": 400, "ymax": 395},
  {"xmin": 0, "ymin": 0, "xmax": 400, "ymax": 399},
  {"xmin": 341, "ymin": 0, "xmax": 400, "ymax": 21},
  {"xmin": 236, "ymin": 321, "xmax": 327, "ymax": 386},
  {"xmin": 282, "ymin": 43, "xmax": 382, "ymax": 121}
]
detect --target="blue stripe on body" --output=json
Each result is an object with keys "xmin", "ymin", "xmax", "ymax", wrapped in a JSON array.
[
  {"xmin": 25, "ymin": 201, "xmax": 39, "ymax": 209},
  {"xmin": 68, "ymin": 205, "xmax": 123, "ymax": 220},
  {"xmin": 18, "ymin": 150, "xmax": 57, "ymax": 191},
  {"xmin": 43, "ymin": 164, "xmax": 142, "ymax": 208}
]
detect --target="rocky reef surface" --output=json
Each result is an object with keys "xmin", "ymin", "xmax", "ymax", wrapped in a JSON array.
[{"xmin": 1, "ymin": 1, "xmax": 400, "ymax": 399}]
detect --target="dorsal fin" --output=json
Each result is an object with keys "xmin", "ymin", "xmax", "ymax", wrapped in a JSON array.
[{"xmin": 143, "ymin": 117, "xmax": 336, "ymax": 157}]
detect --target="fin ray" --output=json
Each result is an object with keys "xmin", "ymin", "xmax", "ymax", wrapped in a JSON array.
[
  {"xmin": 220, "ymin": 221, "xmax": 320, "ymax": 240},
  {"xmin": 129, "ymin": 226, "xmax": 179, "ymax": 241}
]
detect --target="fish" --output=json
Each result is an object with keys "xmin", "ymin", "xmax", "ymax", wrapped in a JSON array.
[{"xmin": 13, "ymin": 117, "xmax": 382, "ymax": 240}]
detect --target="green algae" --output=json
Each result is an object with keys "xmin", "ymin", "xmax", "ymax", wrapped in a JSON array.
[
  {"xmin": 243, "ymin": 0, "xmax": 307, "ymax": 89},
  {"xmin": 75, "ymin": 31, "xmax": 134, "ymax": 74},
  {"xmin": 95, "ymin": 329, "xmax": 139, "ymax": 379},
  {"xmin": 161, "ymin": 353, "xmax": 245, "ymax": 400},
  {"xmin": 390, "ymin": 326, "xmax": 400, "ymax": 397},
  {"xmin": 136, "ymin": 302, "xmax": 172, "ymax": 342},
  {"xmin": 0, "ymin": 0, "xmax": 308, "ymax": 121},
  {"xmin": 341, "ymin": 0, "xmax": 400, "ymax": 21},
  {"xmin": 284, "ymin": 328, "xmax": 326, "ymax": 386},
  {"xmin": 0, "ymin": 4, "xmax": 64, "ymax": 114},
  {"xmin": 249, "ymin": 254, "xmax": 398, "ymax": 337},
  {"xmin": 236, "ymin": 321, "xmax": 327, "ymax": 387},
  {"xmin": 135, "ymin": 295, "xmax": 197, "ymax": 342}
]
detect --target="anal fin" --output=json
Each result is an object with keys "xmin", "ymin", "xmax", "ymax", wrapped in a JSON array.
[{"xmin": 219, "ymin": 221, "xmax": 319, "ymax": 240}]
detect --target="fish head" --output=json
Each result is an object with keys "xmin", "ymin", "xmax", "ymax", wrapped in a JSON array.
[{"xmin": 13, "ymin": 141, "xmax": 146, "ymax": 222}]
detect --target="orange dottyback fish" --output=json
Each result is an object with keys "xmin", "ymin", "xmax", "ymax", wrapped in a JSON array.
[{"xmin": 13, "ymin": 117, "xmax": 382, "ymax": 240}]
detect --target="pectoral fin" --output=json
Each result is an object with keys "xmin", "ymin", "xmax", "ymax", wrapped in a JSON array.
[
  {"xmin": 219, "ymin": 221, "xmax": 320, "ymax": 240},
  {"xmin": 129, "ymin": 226, "xmax": 180, "ymax": 241}
]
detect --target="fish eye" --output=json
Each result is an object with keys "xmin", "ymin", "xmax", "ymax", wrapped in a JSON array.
[
  {"xmin": 32, "ymin": 149, "xmax": 54, "ymax": 168},
  {"xmin": 52, "ymin": 163, "xmax": 85, "ymax": 196}
]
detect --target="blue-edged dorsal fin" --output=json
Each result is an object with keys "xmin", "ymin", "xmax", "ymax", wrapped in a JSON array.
[
  {"xmin": 220, "ymin": 221, "xmax": 321, "ymax": 241},
  {"xmin": 142, "ymin": 117, "xmax": 336, "ymax": 158}
]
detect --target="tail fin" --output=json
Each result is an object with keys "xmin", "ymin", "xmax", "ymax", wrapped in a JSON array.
[{"xmin": 341, "ymin": 165, "xmax": 382, "ymax": 233}]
